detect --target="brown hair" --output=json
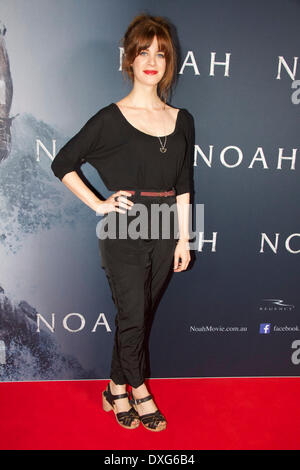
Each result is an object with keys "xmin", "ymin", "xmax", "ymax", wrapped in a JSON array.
[{"xmin": 120, "ymin": 13, "xmax": 177, "ymax": 104}]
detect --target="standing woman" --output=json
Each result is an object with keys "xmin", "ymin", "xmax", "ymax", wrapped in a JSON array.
[{"xmin": 51, "ymin": 13, "xmax": 194, "ymax": 432}]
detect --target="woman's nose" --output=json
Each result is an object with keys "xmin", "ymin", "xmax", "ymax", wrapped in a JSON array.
[{"xmin": 147, "ymin": 55, "xmax": 157, "ymax": 65}]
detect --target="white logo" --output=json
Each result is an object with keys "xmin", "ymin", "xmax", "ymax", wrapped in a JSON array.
[
  {"xmin": 262, "ymin": 299, "xmax": 295, "ymax": 308},
  {"xmin": 259, "ymin": 298, "xmax": 295, "ymax": 311}
]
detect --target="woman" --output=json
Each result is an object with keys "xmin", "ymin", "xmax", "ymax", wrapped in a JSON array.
[{"xmin": 51, "ymin": 13, "xmax": 194, "ymax": 432}]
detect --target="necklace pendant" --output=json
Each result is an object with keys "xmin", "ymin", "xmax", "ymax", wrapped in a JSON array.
[{"xmin": 160, "ymin": 147, "xmax": 167, "ymax": 153}]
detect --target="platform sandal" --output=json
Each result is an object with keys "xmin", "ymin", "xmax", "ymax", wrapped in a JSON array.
[
  {"xmin": 102, "ymin": 382, "xmax": 140, "ymax": 429},
  {"xmin": 129, "ymin": 391, "xmax": 167, "ymax": 432}
]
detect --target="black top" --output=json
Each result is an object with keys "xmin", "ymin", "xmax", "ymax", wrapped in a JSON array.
[{"xmin": 51, "ymin": 102, "xmax": 194, "ymax": 196}]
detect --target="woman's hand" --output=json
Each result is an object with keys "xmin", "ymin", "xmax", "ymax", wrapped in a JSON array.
[
  {"xmin": 96, "ymin": 190, "xmax": 134, "ymax": 215},
  {"xmin": 173, "ymin": 239, "xmax": 191, "ymax": 272}
]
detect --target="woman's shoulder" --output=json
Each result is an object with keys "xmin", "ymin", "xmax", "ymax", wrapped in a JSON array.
[
  {"xmin": 179, "ymin": 106, "xmax": 194, "ymax": 120},
  {"xmin": 176, "ymin": 106, "xmax": 194, "ymax": 132},
  {"xmin": 92, "ymin": 102, "xmax": 116, "ymax": 119},
  {"xmin": 164, "ymin": 104, "xmax": 193, "ymax": 126},
  {"xmin": 82, "ymin": 103, "xmax": 116, "ymax": 131}
]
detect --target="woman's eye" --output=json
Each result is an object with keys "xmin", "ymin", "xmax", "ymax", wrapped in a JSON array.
[{"xmin": 140, "ymin": 51, "xmax": 165, "ymax": 58}]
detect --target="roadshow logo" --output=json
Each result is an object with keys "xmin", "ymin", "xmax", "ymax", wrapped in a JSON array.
[{"xmin": 259, "ymin": 299, "xmax": 295, "ymax": 311}]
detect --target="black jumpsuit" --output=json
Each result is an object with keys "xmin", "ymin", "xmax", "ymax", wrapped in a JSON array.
[{"xmin": 51, "ymin": 102, "xmax": 194, "ymax": 388}]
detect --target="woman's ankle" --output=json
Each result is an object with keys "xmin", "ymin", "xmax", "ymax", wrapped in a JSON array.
[
  {"xmin": 110, "ymin": 379, "xmax": 126, "ymax": 391},
  {"xmin": 131, "ymin": 382, "xmax": 148, "ymax": 397}
]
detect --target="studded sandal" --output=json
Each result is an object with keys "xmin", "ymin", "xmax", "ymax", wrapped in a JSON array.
[
  {"xmin": 102, "ymin": 382, "xmax": 140, "ymax": 429},
  {"xmin": 129, "ymin": 391, "xmax": 167, "ymax": 432}
]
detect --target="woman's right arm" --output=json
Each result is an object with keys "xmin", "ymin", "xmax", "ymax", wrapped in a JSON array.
[
  {"xmin": 51, "ymin": 109, "xmax": 133, "ymax": 214},
  {"xmin": 61, "ymin": 171, "xmax": 103, "ymax": 213},
  {"xmin": 61, "ymin": 171, "xmax": 133, "ymax": 215}
]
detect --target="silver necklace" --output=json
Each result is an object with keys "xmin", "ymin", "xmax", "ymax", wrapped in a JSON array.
[
  {"xmin": 157, "ymin": 105, "xmax": 167, "ymax": 153},
  {"xmin": 157, "ymin": 135, "xmax": 167, "ymax": 153}
]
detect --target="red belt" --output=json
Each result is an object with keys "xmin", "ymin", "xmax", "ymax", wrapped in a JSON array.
[{"xmin": 125, "ymin": 189, "xmax": 175, "ymax": 197}]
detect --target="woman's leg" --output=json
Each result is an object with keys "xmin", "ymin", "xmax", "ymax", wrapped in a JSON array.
[
  {"xmin": 102, "ymin": 268, "xmax": 128, "ymax": 385},
  {"xmin": 99, "ymin": 236, "xmax": 153, "ymax": 389},
  {"xmin": 131, "ymin": 235, "xmax": 175, "ymax": 430}
]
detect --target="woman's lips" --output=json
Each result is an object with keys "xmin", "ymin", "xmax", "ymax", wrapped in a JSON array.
[{"xmin": 143, "ymin": 70, "xmax": 158, "ymax": 75}]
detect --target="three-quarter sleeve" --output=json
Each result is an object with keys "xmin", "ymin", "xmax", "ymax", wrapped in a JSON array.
[
  {"xmin": 174, "ymin": 109, "xmax": 195, "ymax": 196},
  {"xmin": 51, "ymin": 110, "xmax": 104, "ymax": 181}
]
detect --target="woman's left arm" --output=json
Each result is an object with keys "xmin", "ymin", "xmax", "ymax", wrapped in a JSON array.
[
  {"xmin": 173, "ymin": 109, "xmax": 195, "ymax": 272},
  {"xmin": 174, "ymin": 192, "xmax": 191, "ymax": 272}
]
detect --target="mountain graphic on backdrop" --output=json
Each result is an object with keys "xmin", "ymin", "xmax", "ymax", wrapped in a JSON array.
[
  {"xmin": 0, "ymin": 113, "xmax": 102, "ymax": 381},
  {"xmin": 0, "ymin": 111, "xmax": 98, "ymax": 254},
  {"xmin": 0, "ymin": 284, "xmax": 96, "ymax": 381}
]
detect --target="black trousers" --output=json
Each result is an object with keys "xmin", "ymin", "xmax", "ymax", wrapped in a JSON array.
[{"xmin": 98, "ymin": 190, "xmax": 178, "ymax": 388}]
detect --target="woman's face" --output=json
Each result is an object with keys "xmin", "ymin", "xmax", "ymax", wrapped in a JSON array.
[{"xmin": 131, "ymin": 35, "xmax": 166, "ymax": 86}]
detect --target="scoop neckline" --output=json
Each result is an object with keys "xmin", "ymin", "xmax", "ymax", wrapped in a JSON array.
[{"xmin": 111, "ymin": 102, "xmax": 182, "ymax": 138}]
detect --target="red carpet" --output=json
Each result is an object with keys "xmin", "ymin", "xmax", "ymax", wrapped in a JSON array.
[{"xmin": 0, "ymin": 377, "xmax": 299, "ymax": 450}]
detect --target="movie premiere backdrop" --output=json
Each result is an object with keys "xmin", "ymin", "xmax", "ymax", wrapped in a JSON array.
[{"xmin": 0, "ymin": 0, "xmax": 299, "ymax": 382}]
